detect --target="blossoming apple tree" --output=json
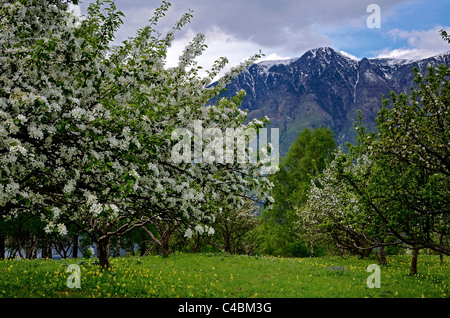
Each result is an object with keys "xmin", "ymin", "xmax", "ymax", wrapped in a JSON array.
[
  {"xmin": 0, "ymin": 0, "xmax": 273, "ymax": 267},
  {"xmin": 301, "ymin": 51, "xmax": 450, "ymax": 273}
]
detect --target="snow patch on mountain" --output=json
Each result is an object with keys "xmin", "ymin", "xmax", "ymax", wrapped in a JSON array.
[
  {"xmin": 370, "ymin": 57, "xmax": 416, "ymax": 66},
  {"xmin": 339, "ymin": 51, "xmax": 360, "ymax": 61},
  {"xmin": 257, "ymin": 58, "xmax": 297, "ymax": 68}
]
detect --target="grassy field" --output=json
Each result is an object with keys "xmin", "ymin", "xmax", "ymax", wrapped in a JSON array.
[{"xmin": 0, "ymin": 253, "xmax": 448, "ymax": 298}]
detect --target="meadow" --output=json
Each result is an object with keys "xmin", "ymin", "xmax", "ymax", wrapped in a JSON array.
[{"xmin": 0, "ymin": 253, "xmax": 448, "ymax": 298}]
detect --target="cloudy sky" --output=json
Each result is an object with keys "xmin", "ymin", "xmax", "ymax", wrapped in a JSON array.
[{"xmin": 74, "ymin": 0, "xmax": 450, "ymax": 73}]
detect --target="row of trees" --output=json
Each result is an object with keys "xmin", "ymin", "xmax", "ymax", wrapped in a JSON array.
[
  {"xmin": 260, "ymin": 31, "xmax": 449, "ymax": 275},
  {"xmin": 0, "ymin": 0, "xmax": 273, "ymax": 267},
  {"xmin": 0, "ymin": 198, "xmax": 259, "ymax": 260},
  {"xmin": 1, "ymin": 1, "xmax": 448, "ymax": 275},
  {"xmin": 299, "ymin": 58, "xmax": 450, "ymax": 274}
]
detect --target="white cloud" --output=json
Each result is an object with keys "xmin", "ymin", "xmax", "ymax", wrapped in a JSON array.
[
  {"xmin": 375, "ymin": 48, "xmax": 438, "ymax": 60},
  {"xmin": 387, "ymin": 26, "xmax": 449, "ymax": 49},
  {"xmin": 80, "ymin": 0, "xmax": 410, "ymax": 57},
  {"xmin": 166, "ymin": 27, "xmax": 291, "ymax": 79},
  {"xmin": 77, "ymin": 0, "xmax": 450, "ymax": 70},
  {"xmin": 257, "ymin": 53, "xmax": 293, "ymax": 63},
  {"xmin": 375, "ymin": 26, "xmax": 450, "ymax": 60}
]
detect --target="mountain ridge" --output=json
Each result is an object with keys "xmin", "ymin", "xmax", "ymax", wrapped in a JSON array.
[{"xmin": 217, "ymin": 47, "xmax": 450, "ymax": 155}]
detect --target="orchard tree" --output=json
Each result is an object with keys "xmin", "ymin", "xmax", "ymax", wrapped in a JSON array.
[
  {"xmin": 206, "ymin": 199, "xmax": 260, "ymax": 254},
  {"xmin": 331, "ymin": 41, "xmax": 450, "ymax": 274},
  {"xmin": 0, "ymin": 0, "xmax": 273, "ymax": 267},
  {"xmin": 368, "ymin": 61, "xmax": 449, "ymax": 272},
  {"xmin": 300, "ymin": 149, "xmax": 397, "ymax": 263},
  {"xmin": 142, "ymin": 214, "xmax": 184, "ymax": 257},
  {"xmin": 302, "ymin": 30, "xmax": 449, "ymax": 273}
]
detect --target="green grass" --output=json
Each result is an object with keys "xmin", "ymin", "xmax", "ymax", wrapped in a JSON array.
[{"xmin": 0, "ymin": 253, "xmax": 448, "ymax": 298}]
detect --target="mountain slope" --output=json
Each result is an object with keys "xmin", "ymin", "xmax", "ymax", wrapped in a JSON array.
[{"xmin": 216, "ymin": 47, "xmax": 450, "ymax": 155}]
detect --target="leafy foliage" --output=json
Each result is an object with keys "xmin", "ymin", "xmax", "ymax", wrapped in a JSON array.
[
  {"xmin": 0, "ymin": 0, "xmax": 272, "ymax": 267},
  {"xmin": 301, "ymin": 31, "xmax": 450, "ymax": 272},
  {"xmin": 259, "ymin": 128, "xmax": 336, "ymax": 257}
]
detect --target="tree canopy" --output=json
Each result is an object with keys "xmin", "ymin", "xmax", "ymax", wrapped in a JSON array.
[
  {"xmin": 301, "ymin": 33, "xmax": 450, "ymax": 273},
  {"xmin": 0, "ymin": 0, "xmax": 273, "ymax": 267},
  {"xmin": 260, "ymin": 127, "xmax": 336, "ymax": 257}
]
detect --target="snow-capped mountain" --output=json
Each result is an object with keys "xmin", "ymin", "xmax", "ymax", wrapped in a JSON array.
[{"xmin": 216, "ymin": 47, "xmax": 450, "ymax": 155}]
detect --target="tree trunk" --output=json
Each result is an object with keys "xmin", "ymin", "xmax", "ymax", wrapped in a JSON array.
[
  {"xmin": 26, "ymin": 235, "xmax": 38, "ymax": 259},
  {"xmin": 380, "ymin": 246, "xmax": 387, "ymax": 265},
  {"xmin": 114, "ymin": 238, "xmax": 121, "ymax": 257},
  {"xmin": 373, "ymin": 246, "xmax": 387, "ymax": 265},
  {"xmin": 439, "ymin": 235, "xmax": 444, "ymax": 263},
  {"xmin": 193, "ymin": 235, "xmax": 200, "ymax": 253},
  {"xmin": 97, "ymin": 237, "xmax": 110, "ymax": 268},
  {"xmin": 139, "ymin": 235, "xmax": 147, "ymax": 257},
  {"xmin": 411, "ymin": 247, "xmax": 419, "ymax": 276},
  {"xmin": 16, "ymin": 236, "xmax": 24, "ymax": 259},
  {"xmin": 72, "ymin": 234, "xmax": 79, "ymax": 259},
  {"xmin": 224, "ymin": 235, "xmax": 231, "ymax": 254},
  {"xmin": 41, "ymin": 237, "xmax": 51, "ymax": 259},
  {"xmin": 0, "ymin": 233, "xmax": 5, "ymax": 260},
  {"xmin": 161, "ymin": 237, "xmax": 170, "ymax": 257}
]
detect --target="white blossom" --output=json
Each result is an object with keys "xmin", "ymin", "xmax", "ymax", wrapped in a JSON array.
[
  {"xmin": 194, "ymin": 224, "xmax": 204, "ymax": 235},
  {"xmin": 0, "ymin": 0, "xmax": 270, "ymax": 265},
  {"xmin": 184, "ymin": 228, "xmax": 193, "ymax": 239},
  {"xmin": 52, "ymin": 207, "xmax": 61, "ymax": 220},
  {"xmin": 70, "ymin": 107, "xmax": 85, "ymax": 119},
  {"xmin": 28, "ymin": 125, "xmax": 44, "ymax": 139},
  {"xmin": 57, "ymin": 223, "xmax": 68, "ymax": 236}
]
